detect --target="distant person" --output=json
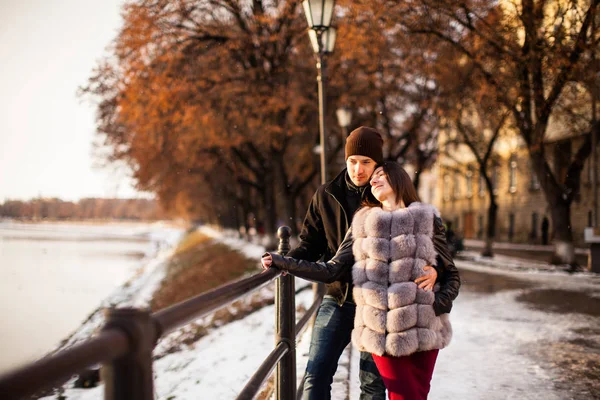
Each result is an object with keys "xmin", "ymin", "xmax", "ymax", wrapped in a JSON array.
[
  {"xmin": 541, "ymin": 216, "xmax": 549, "ymax": 245},
  {"xmin": 262, "ymin": 162, "xmax": 460, "ymax": 400}
]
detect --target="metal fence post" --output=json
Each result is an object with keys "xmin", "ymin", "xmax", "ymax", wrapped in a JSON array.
[
  {"xmin": 102, "ymin": 308, "xmax": 156, "ymax": 400},
  {"xmin": 275, "ymin": 226, "xmax": 296, "ymax": 400}
]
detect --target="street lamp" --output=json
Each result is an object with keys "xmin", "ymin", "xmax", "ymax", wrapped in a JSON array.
[
  {"xmin": 303, "ymin": 0, "xmax": 337, "ymax": 185},
  {"xmin": 300, "ymin": 4, "xmax": 337, "ymax": 394},
  {"xmin": 308, "ymin": 27, "xmax": 337, "ymax": 54},
  {"xmin": 336, "ymin": 106, "xmax": 352, "ymax": 138}
]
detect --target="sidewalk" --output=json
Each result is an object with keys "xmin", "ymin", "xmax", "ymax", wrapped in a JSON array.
[
  {"xmin": 463, "ymin": 239, "xmax": 588, "ymax": 255},
  {"xmin": 463, "ymin": 239, "xmax": 590, "ymax": 267},
  {"xmin": 340, "ymin": 256, "xmax": 600, "ymax": 399}
]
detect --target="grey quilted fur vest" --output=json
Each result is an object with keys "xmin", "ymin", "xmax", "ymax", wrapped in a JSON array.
[{"xmin": 350, "ymin": 202, "xmax": 453, "ymax": 357}]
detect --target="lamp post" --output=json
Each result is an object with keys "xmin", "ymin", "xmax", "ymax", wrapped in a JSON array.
[
  {"xmin": 592, "ymin": 6, "xmax": 598, "ymax": 230},
  {"xmin": 303, "ymin": 0, "xmax": 337, "ymax": 185},
  {"xmin": 587, "ymin": 7, "xmax": 599, "ymax": 273},
  {"xmin": 300, "ymin": 5, "xmax": 336, "ymax": 397}
]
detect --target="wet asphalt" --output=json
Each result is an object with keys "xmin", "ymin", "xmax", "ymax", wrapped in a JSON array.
[{"xmin": 457, "ymin": 265, "xmax": 600, "ymax": 399}]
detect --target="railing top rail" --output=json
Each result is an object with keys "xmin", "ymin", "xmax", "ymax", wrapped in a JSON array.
[
  {"xmin": 0, "ymin": 327, "xmax": 129, "ymax": 399},
  {"xmin": 153, "ymin": 267, "xmax": 280, "ymax": 337}
]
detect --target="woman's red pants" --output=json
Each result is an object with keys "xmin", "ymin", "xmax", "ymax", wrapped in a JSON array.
[{"xmin": 371, "ymin": 350, "xmax": 439, "ymax": 400}]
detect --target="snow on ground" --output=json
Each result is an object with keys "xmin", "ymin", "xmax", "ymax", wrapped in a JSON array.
[
  {"xmin": 40, "ymin": 228, "xmax": 599, "ymax": 399},
  {"xmin": 199, "ymin": 225, "xmax": 268, "ymax": 260},
  {"xmin": 429, "ymin": 286, "xmax": 566, "ymax": 399},
  {"xmin": 427, "ymin": 257, "xmax": 597, "ymax": 399},
  {"xmin": 152, "ymin": 289, "xmax": 315, "ymax": 399},
  {"xmin": 457, "ymin": 253, "xmax": 600, "ymax": 288}
]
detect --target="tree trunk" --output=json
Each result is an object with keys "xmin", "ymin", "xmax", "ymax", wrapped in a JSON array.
[
  {"xmin": 254, "ymin": 167, "xmax": 277, "ymax": 242},
  {"xmin": 264, "ymin": 178, "xmax": 277, "ymax": 237},
  {"xmin": 272, "ymin": 151, "xmax": 297, "ymax": 234},
  {"xmin": 548, "ymin": 197, "xmax": 576, "ymax": 265},
  {"xmin": 413, "ymin": 169, "xmax": 422, "ymax": 192},
  {"xmin": 482, "ymin": 198, "xmax": 497, "ymax": 257},
  {"xmin": 529, "ymin": 148, "xmax": 577, "ymax": 265},
  {"xmin": 413, "ymin": 149, "xmax": 428, "ymax": 192},
  {"xmin": 241, "ymin": 184, "xmax": 252, "ymax": 237},
  {"xmin": 286, "ymin": 193, "xmax": 298, "ymax": 235}
]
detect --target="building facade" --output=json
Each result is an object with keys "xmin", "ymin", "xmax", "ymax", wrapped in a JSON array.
[{"xmin": 432, "ymin": 134, "xmax": 598, "ymax": 247}]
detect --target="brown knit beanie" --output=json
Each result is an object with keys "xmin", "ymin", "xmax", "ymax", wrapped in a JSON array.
[{"xmin": 345, "ymin": 126, "xmax": 384, "ymax": 164}]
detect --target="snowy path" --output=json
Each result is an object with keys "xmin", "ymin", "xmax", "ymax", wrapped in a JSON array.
[{"xmin": 341, "ymin": 259, "xmax": 599, "ymax": 399}]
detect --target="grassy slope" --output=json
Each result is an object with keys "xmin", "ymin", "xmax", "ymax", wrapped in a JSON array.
[{"xmin": 151, "ymin": 231, "xmax": 259, "ymax": 312}]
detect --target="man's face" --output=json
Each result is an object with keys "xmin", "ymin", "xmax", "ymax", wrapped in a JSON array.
[{"xmin": 346, "ymin": 155, "xmax": 377, "ymax": 187}]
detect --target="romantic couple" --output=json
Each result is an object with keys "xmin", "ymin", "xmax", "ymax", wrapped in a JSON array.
[{"xmin": 260, "ymin": 126, "xmax": 461, "ymax": 400}]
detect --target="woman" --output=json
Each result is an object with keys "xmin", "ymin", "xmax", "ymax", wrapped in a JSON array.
[{"xmin": 262, "ymin": 162, "xmax": 460, "ymax": 399}]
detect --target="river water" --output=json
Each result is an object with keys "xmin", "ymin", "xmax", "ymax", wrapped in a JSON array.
[{"xmin": 0, "ymin": 220, "xmax": 174, "ymax": 374}]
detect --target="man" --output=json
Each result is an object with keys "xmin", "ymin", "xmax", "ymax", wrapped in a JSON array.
[{"xmin": 277, "ymin": 126, "xmax": 387, "ymax": 399}]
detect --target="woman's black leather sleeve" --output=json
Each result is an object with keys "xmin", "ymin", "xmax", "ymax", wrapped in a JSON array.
[
  {"xmin": 432, "ymin": 217, "xmax": 461, "ymax": 315},
  {"xmin": 266, "ymin": 229, "xmax": 355, "ymax": 284}
]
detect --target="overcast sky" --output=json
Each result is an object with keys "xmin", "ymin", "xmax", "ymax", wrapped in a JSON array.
[{"xmin": 0, "ymin": 0, "xmax": 146, "ymax": 202}]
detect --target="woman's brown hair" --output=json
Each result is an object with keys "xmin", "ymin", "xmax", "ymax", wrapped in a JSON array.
[{"xmin": 362, "ymin": 161, "xmax": 420, "ymax": 208}]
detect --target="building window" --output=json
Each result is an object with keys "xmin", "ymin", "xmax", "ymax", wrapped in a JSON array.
[
  {"xmin": 530, "ymin": 212, "xmax": 538, "ymax": 240},
  {"xmin": 529, "ymin": 159, "xmax": 540, "ymax": 190},
  {"xmin": 508, "ymin": 213, "xmax": 515, "ymax": 242},
  {"xmin": 585, "ymin": 158, "xmax": 594, "ymax": 185},
  {"xmin": 443, "ymin": 174, "xmax": 451, "ymax": 202},
  {"xmin": 509, "ymin": 154, "xmax": 518, "ymax": 193},
  {"xmin": 428, "ymin": 182, "xmax": 435, "ymax": 205},
  {"xmin": 466, "ymin": 166, "xmax": 474, "ymax": 198},
  {"xmin": 453, "ymin": 172, "xmax": 461, "ymax": 200},
  {"xmin": 491, "ymin": 163, "xmax": 499, "ymax": 195},
  {"xmin": 478, "ymin": 173, "xmax": 485, "ymax": 197}
]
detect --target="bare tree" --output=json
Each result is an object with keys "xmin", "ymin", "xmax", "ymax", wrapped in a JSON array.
[{"xmin": 395, "ymin": 0, "xmax": 599, "ymax": 264}]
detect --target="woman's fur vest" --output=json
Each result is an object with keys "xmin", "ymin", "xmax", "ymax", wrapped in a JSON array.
[{"xmin": 350, "ymin": 202, "xmax": 453, "ymax": 357}]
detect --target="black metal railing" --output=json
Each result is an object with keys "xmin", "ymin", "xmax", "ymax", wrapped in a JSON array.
[{"xmin": 0, "ymin": 226, "xmax": 324, "ymax": 400}]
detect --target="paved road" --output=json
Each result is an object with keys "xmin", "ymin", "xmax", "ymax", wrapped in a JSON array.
[{"xmin": 463, "ymin": 240, "xmax": 589, "ymax": 267}]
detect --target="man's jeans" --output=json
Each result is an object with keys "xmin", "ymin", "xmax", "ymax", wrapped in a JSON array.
[
  {"xmin": 302, "ymin": 297, "xmax": 386, "ymax": 400},
  {"xmin": 359, "ymin": 351, "xmax": 387, "ymax": 400}
]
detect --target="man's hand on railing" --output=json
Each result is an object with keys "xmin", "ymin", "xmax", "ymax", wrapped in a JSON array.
[{"xmin": 261, "ymin": 253, "xmax": 287, "ymax": 276}]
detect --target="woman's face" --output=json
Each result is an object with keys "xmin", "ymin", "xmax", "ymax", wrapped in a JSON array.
[{"xmin": 370, "ymin": 167, "xmax": 394, "ymax": 203}]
